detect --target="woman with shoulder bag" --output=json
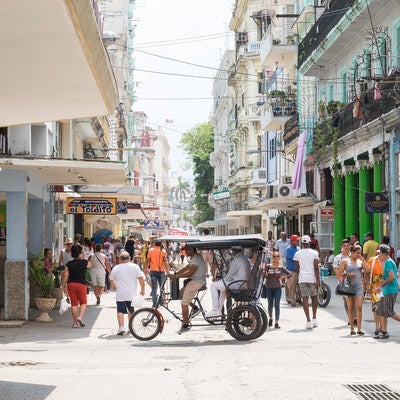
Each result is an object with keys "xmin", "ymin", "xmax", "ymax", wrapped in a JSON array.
[
  {"xmin": 338, "ymin": 245, "xmax": 369, "ymax": 335},
  {"xmin": 264, "ymin": 251, "xmax": 290, "ymax": 329}
]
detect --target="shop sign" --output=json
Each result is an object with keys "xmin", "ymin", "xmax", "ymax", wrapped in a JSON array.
[
  {"xmin": 365, "ymin": 192, "xmax": 389, "ymax": 213},
  {"xmin": 321, "ymin": 208, "xmax": 334, "ymax": 218},
  {"xmin": 66, "ymin": 197, "xmax": 117, "ymax": 215},
  {"xmin": 213, "ymin": 189, "xmax": 230, "ymax": 200}
]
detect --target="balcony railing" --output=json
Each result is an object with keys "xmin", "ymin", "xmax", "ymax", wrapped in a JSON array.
[
  {"xmin": 312, "ymin": 72, "xmax": 400, "ymax": 150},
  {"xmin": 298, "ymin": 0, "xmax": 355, "ymax": 68},
  {"xmin": 283, "ymin": 113, "xmax": 299, "ymax": 146}
]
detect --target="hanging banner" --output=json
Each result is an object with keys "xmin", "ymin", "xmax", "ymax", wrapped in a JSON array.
[
  {"xmin": 365, "ymin": 192, "xmax": 389, "ymax": 213},
  {"xmin": 66, "ymin": 197, "xmax": 117, "ymax": 215}
]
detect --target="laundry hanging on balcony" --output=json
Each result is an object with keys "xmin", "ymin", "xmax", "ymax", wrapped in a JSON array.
[{"xmin": 292, "ymin": 131, "xmax": 307, "ymax": 196}]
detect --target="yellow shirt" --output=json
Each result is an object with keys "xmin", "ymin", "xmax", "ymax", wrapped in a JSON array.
[{"xmin": 363, "ymin": 239, "xmax": 378, "ymax": 262}]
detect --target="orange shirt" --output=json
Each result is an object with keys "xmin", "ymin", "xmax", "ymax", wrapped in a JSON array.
[{"xmin": 147, "ymin": 247, "xmax": 167, "ymax": 272}]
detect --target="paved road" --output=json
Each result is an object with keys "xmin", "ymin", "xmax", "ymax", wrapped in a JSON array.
[{"xmin": 1, "ymin": 276, "xmax": 400, "ymax": 400}]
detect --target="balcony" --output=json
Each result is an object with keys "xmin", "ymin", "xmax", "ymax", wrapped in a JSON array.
[
  {"xmin": 259, "ymin": 32, "xmax": 297, "ymax": 68},
  {"xmin": 298, "ymin": 0, "xmax": 389, "ymax": 76},
  {"xmin": 0, "ymin": 0, "xmax": 118, "ymax": 127},
  {"xmin": 283, "ymin": 113, "xmax": 299, "ymax": 147},
  {"xmin": 260, "ymin": 92, "xmax": 297, "ymax": 130}
]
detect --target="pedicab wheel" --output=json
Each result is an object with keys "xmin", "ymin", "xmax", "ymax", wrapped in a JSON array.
[
  {"xmin": 317, "ymin": 282, "xmax": 331, "ymax": 307},
  {"xmin": 226, "ymin": 305, "xmax": 263, "ymax": 341},
  {"xmin": 129, "ymin": 307, "xmax": 162, "ymax": 341},
  {"xmin": 254, "ymin": 305, "xmax": 268, "ymax": 338}
]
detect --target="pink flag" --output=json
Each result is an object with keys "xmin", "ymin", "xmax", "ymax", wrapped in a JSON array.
[{"xmin": 292, "ymin": 131, "xmax": 307, "ymax": 195}]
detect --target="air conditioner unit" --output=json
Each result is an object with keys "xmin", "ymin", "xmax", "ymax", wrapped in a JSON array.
[
  {"xmin": 250, "ymin": 168, "xmax": 267, "ymax": 185},
  {"xmin": 273, "ymin": 183, "xmax": 293, "ymax": 198}
]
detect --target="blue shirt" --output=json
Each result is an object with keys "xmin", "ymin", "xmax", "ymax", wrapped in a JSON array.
[
  {"xmin": 382, "ymin": 258, "xmax": 398, "ymax": 296},
  {"xmin": 286, "ymin": 245, "xmax": 299, "ymax": 272}
]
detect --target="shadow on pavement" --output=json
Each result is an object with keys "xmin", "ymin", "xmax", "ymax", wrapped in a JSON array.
[{"xmin": 0, "ymin": 380, "xmax": 55, "ymax": 400}]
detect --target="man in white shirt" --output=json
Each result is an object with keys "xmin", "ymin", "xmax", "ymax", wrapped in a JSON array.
[
  {"xmin": 276, "ymin": 232, "xmax": 290, "ymax": 267},
  {"xmin": 294, "ymin": 235, "xmax": 320, "ymax": 329},
  {"xmin": 206, "ymin": 246, "xmax": 251, "ymax": 318},
  {"xmin": 109, "ymin": 251, "xmax": 145, "ymax": 335}
]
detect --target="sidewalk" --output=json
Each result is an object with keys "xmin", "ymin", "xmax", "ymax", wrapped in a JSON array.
[{"xmin": 1, "ymin": 277, "xmax": 400, "ymax": 400}]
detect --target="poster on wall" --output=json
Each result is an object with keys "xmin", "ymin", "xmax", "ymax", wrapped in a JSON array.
[{"xmin": 0, "ymin": 205, "xmax": 6, "ymax": 244}]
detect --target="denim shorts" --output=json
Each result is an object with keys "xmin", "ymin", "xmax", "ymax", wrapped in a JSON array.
[{"xmin": 116, "ymin": 301, "xmax": 134, "ymax": 314}]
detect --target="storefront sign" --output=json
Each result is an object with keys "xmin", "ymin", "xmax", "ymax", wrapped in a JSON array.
[
  {"xmin": 213, "ymin": 189, "xmax": 230, "ymax": 200},
  {"xmin": 321, "ymin": 208, "xmax": 334, "ymax": 218},
  {"xmin": 365, "ymin": 192, "xmax": 389, "ymax": 213},
  {"xmin": 66, "ymin": 197, "xmax": 117, "ymax": 215}
]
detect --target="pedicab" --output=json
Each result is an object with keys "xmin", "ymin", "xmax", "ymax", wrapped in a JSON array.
[{"xmin": 128, "ymin": 234, "xmax": 268, "ymax": 341}]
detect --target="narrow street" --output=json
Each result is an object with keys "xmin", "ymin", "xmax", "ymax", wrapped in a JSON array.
[{"xmin": 1, "ymin": 277, "xmax": 400, "ymax": 400}]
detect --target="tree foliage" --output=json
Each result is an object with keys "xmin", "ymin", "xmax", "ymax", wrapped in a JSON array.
[{"xmin": 180, "ymin": 122, "xmax": 214, "ymax": 226}]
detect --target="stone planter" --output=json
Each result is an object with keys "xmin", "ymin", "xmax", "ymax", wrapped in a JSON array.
[{"xmin": 35, "ymin": 297, "xmax": 56, "ymax": 322}]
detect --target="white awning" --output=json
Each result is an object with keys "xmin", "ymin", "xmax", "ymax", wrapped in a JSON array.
[
  {"xmin": 226, "ymin": 210, "xmax": 263, "ymax": 217},
  {"xmin": 0, "ymin": 157, "xmax": 126, "ymax": 185}
]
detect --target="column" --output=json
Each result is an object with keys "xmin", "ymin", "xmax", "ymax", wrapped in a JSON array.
[
  {"xmin": 5, "ymin": 192, "xmax": 29, "ymax": 320},
  {"xmin": 28, "ymin": 199, "xmax": 44, "ymax": 257},
  {"xmin": 373, "ymin": 161, "xmax": 383, "ymax": 241},
  {"xmin": 345, "ymin": 172, "xmax": 358, "ymax": 237},
  {"xmin": 334, "ymin": 175, "xmax": 345, "ymax": 254},
  {"xmin": 359, "ymin": 167, "xmax": 372, "ymax": 239},
  {"xmin": 44, "ymin": 201, "xmax": 53, "ymax": 248}
]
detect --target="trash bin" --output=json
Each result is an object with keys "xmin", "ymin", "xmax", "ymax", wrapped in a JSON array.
[{"xmin": 171, "ymin": 278, "xmax": 180, "ymax": 300}]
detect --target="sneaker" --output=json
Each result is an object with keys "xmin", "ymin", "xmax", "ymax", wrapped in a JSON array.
[
  {"xmin": 177, "ymin": 325, "xmax": 191, "ymax": 334},
  {"xmin": 306, "ymin": 321, "xmax": 313, "ymax": 329},
  {"xmin": 72, "ymin": 321, "xmax": 79, "ymax": 328},
  {"xmin": 96, "ymin": 296, "xmax": 100, "ymax": 305},
  {"xmin": 274, "ymin": 323, "xmax": 280, "ymax": 329},
  {"xmin": 374, "ymin": 332, "xmax": 389, "ymax": 339},
  {"xmin": 77, "ymin": 318, "xmax": 85, "ymax": 327},
  {"xmin": 312, "ymin": 319, "xmax": 318, "ymax": 327},
  {"xmin": 374, "ymin": 329, "xmax": 381, "ymax": 337},
  {"xmin": 206, "ymin": 309, "xmax": 222, "ymax": 318},
  {"xmin": 191, "ymin": 306, "xmax": 201, "ymax": 318},
  {"xmin": 117, "ymin": 326, "xmax": 125, "ymax": 336},
  {"xmin": 268, "ymin": 319, "xmax": 273, "ymax": 327}
]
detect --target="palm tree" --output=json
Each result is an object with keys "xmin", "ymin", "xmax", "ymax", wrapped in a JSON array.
[
  {"xmin": 174, "ymin": 176, "xmax": 191, "ymax": 203},
  {"xmin": 172, "ymin": 176, "xmax": 191, "ymax": 228}
]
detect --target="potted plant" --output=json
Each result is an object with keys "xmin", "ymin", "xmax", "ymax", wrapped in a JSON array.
[{"xmin": 29, "ymin": 254, "xmax": 56, "ymax": 322}]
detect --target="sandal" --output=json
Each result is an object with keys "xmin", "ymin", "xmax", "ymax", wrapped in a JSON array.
[
  {"xmin": 357, "ymin": 331, "xmax": 365, "ymax": 335},
  {"xmin": 350, "ymin": 330, "xmax": 356, "ymax": 335}
]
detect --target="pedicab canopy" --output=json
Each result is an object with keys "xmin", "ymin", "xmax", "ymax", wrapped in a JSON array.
[{"xmin": 157, "ymin": 234, "xmax": 265, "ymax": 250}]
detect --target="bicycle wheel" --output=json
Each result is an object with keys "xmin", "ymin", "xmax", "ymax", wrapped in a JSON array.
[
  {"xmin": 254, "ymin": 305, "xmax": 268, "ymax": 338},
  {"xmin": 317, "ymin": 283, "xmax": 331, "ymax": 307},
  {"xmin": 128, "ymin": 307, "xmax": 162, "ymax": 341},
  {"xmin": 226, "ymin": 305, "xmax": 262, "ymax": 341}
]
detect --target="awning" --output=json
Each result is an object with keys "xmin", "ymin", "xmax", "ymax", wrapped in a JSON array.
[
  {"xmin": 226, "ymin": 210, "xmax": 263, "ymax": 217},
  {"xmin": 255, "ymin": 196, "xmax": 315, "ymax": 210},
  {"xmin": 0, "ymin": 157, "xmax": 126, "ymax": 186},
  {"xmin": 197, "ymin": 219, "xmax": 228, "ymax": 228}
]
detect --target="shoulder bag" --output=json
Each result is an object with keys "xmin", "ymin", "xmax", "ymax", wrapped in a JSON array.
[{"xmin": 335, "ymin": 277, "xmax": 356, "ymax": 296}]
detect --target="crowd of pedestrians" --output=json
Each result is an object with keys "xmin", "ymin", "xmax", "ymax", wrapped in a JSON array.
[{"xmin": 48, "ymin": 229, "xmax": 400, "ymax": 338}]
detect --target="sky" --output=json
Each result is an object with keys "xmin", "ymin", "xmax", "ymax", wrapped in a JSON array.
[{"xmin": 133, "ymin": 1, "xmax": 234, "ymax": 182}]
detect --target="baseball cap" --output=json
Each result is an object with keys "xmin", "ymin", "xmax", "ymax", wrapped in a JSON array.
[
  {"xmin": 290, "ymin": 235, "xmax": 299, "ymax": 242},
  {"xmin": 301, "ymin": 235, "xmax": 311, "ymax": 244},
  {"xmin": 379, "ymin": 244, "xmax": 390, "ymax": 255}
]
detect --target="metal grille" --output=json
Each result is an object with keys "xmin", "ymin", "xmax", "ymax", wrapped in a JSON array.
[{"xmin": 345, "ymin": 384, "xmax": 400, "ymax": 400}]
